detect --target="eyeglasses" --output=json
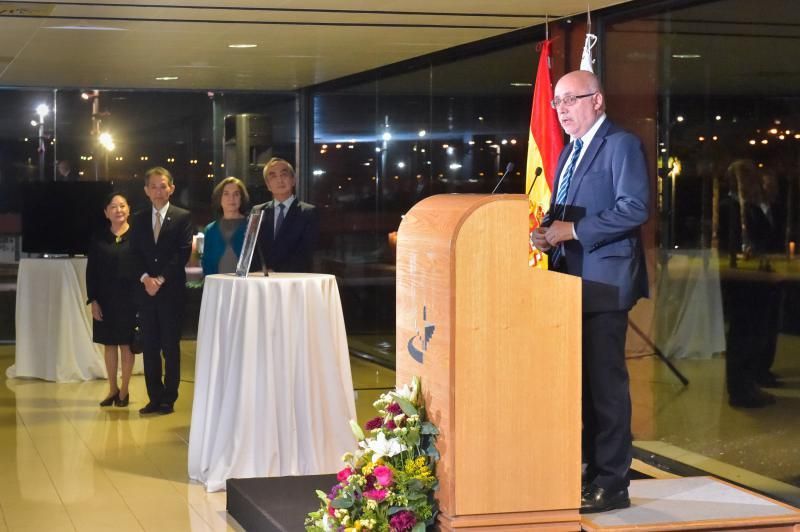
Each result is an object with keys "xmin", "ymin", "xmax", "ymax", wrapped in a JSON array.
[{"xmin": 550, "ymin": 92, "xmax": 596, "ymax": 109}]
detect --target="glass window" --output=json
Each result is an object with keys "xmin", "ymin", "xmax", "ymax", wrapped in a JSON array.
[
  {"xmin": 606, "ymin": 0, "xmax": 800, "ymax": 499},
  {"xmin": 310, "ymin": 41, "xmax": 540, "ymax": 366}
]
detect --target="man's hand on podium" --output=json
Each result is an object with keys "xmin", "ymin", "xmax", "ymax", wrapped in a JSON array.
[
  {"xmin": 532, "ymin": 227, "xmax": 552, "ymax": 252},
  {"xmin": 545, "ymin": 220, "xmax": 575, "ymax": 246}
]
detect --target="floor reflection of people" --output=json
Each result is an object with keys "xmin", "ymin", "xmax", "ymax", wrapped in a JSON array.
[{"xmin": 719, "ymin": 160, "xmax": 782, "ymax": 408}]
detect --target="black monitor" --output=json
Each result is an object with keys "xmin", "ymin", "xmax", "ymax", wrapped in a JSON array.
[{"xmin": 21, "ymin": 181, "xmax": 114, "ymax": 255}]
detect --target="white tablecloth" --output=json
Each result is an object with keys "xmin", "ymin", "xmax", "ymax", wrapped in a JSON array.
[
  {"xmin": 654, "ymin": 249, "xmax": 726, "ymax": 359},
  {"xmin": 11, "ymin": 257, "xmax": 104, "ymax": 381},
  {"xmin": 188, "ymin": 273, "xmax": 357, "ymax": 492},
  {"xmin": 9, "ymin": 258, "xmax": 142, "ymax": 382}
]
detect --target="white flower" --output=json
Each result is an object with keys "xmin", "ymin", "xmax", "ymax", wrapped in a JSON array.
[
  {"xmin": 394, "ymin": 376, "xmax": 421, "ymax": 404},
  {"xmin": 359, "ymin": 431, "xmax": 407, "ymax": 462}
]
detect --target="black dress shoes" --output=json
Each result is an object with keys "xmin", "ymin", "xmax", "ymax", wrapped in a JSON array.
[
  {"xmin": 580, "ymin": 485, "xmax": 630, "ymax": 514},
  {"xmin": 115, "ymin": 393, "xmax": 129, "ymax": 407},
  {"xmin": 159, "ymin": 403, "xmax": 174, "ymax": 415},
  {"xmin": 729, "ymin": 386, "xmax": 776, "ymax": 408},
  {"xmin": 100, "ymin": 392, "xmax": 119, "ymax": 407},
  {"xmin": 139, "ymin": 402, "xmax": 161, "ymax": 415},
  {"xmin": 756, "ymin": 371, "xmax": 782, "ymax": 388}
]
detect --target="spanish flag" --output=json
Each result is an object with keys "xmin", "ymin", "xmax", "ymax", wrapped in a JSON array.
[{"xmin": 526, "ymin": 39, "xmax": 564, "ymax": 268}]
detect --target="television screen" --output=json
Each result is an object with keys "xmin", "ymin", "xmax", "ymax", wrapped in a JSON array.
[{"xmin": 21, "ymin": 182, "xmax": 114, "ymax": 255}]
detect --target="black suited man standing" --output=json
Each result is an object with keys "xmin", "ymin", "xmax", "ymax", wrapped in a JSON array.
[
  {"xmin": 533, "ymin": 70, "xmax": 650, "ymax": 514},
  {"xmin": 130, "ymin": 167, "xmax": 192, "ymax": 415},
  {"xmin": 252, "ymin": 157, "xmax": 318, "ymax": 273}
]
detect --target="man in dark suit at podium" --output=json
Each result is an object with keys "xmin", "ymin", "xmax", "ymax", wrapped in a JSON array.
[
  {"xmin": 252, "ymin": 157, "xmax": 319, "ymax": 273},
  {"xmin": 130, "ymin": 167, "xmax": 192, "ymax": 416},
  {"xmin": 532, "ymin": 70, "xmax": 650, "ymax": 514}
]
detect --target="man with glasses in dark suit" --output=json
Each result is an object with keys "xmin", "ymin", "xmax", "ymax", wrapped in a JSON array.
[
  {"xmin": 533, "ymin": 70, "xmax": 650, "ymax": 514},
  {"xmin": 252, "ymin": 157, "xmax": 319, "ymax": 273}
]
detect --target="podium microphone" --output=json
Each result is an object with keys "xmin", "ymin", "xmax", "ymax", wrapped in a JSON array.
[
  {"xmin": 526, "ymin": 167, "xmax": 543, "ymax": 196},
  {"xmin": 490, "ymin": 162, "xmax": 515, "ymax": 194}
]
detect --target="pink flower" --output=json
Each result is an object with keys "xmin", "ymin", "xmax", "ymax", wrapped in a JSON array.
[
  {"xmin": 373, "ymin": 465, "xmax": 393, "ymax": 487},
  {"xmin": 363, "ymin": 488, "xmax": 388, "ymax": 501},
  {"xmin": 365, "ymin": 416, "xmax": 383, "ymax": 430},
  {"xmin": 389, "ymin": 510, "xmax": 417, "ymax": 531},
  {"xmin": 386, "ymin": 402, "xmax": 402, "ymax": 415},
  {"xmin": 336, "ymin": 467, "xmax": 354, "ymax": 483},
  {"xmin": 385, "ymin": 419, "xmax": 397, "ymax": 430}
]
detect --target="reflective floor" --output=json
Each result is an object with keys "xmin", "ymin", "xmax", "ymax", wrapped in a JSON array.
[
  {"xmin": 629, "ymin": 333, "xmax": 800, "ymax": 503},
  {"xmin": 0, "ymin": 343, "xmax": 395, "ymax": 532},
  {"xmin": 2, "ymin": 335, "xmax": 799, "ymax": 530}
]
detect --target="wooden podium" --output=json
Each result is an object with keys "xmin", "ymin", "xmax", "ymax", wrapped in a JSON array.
[{"xmin": 396, "ymin": 194, "xmax": 582, "ymax": 530}]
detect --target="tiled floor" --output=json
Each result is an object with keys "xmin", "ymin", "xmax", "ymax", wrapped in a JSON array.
[
  {"xmin": 628, "ymin": 333, "xmax": 800, "ymax": 503},
  {"xmin": 3, "ymin": 333, "xmax": 799, "ymax": 531},
  {"xmin": 0, "ymin": 343, "xmax": 395, "ymax": 532}
]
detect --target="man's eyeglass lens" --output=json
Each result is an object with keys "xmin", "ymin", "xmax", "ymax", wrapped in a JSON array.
[{"xmin": 550, "ymin": 93, "xmax": 596, "ymax": 109}]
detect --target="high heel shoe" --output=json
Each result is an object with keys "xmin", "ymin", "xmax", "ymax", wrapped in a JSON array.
[
  {"xmin": 100, "ymin": 392, "xmax": 119, "ymax": 407},
  {"xmin": 115, "ymin": 393, "xmax": 130, "ymax": 407}
]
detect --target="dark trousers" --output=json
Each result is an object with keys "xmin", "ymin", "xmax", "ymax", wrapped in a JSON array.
[
  {"xmin": 722, "ymin": 280, "xmax": 781, "ymax": 396},
  {"xmin": 140, "ymin": 294, "xmax": 183, "ymax": 406},
  {"xmin": 582, "ymin": 310, "xmax": 632, "ymax": 491}
]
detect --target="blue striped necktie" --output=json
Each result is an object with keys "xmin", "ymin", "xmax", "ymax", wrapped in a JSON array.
[
  {"xmin": 550, "ymin": 138, "xmax": 583, "ymax": 267},
  {"xmin": 555, "ymin": 138, "xmax": 584, "ymax": 208},
  {"xmin": 275, "ymin": 203, "xmax": 285, "ymax": 234}
]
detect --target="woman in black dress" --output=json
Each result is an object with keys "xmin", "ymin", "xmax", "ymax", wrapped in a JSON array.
[{"xmin": 86, "ymin": 193, "xmax": 137, "ymax": 407}]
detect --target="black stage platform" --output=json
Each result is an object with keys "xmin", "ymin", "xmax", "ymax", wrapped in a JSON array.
[{"xmin": 227, "ymin": 474, "xmax": 336, "ymax": 531}]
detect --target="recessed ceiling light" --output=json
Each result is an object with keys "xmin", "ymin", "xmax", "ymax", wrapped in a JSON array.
[
  {"xmin": 44, "ymin": 25, "xmax": 127, "ymax": 31},
  {"xmin": 510, "ymin": 82, "xmax": 532, "ymax": 87},
  {"xmin": 155, "ymin": 76, "xmax": 179, "ymax": 81},
  {"xmin": 672, "ymin": 54, "xmax": 702, "ymax": 59},
  {"xmin": 229, "ymin": 44, "xmax": 257, "ymax": 48}
]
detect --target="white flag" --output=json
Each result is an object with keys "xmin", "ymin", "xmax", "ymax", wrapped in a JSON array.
[{"xmin": 580, "ymin": 33, "xmax": 598, "ymax": 73}]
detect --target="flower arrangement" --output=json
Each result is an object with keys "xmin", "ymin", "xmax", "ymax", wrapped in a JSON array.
[{"xmin": 305, "ymin": 376, "xmax": 439, "ymax": 532}]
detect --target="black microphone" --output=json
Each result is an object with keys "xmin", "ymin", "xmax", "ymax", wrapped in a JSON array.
[
  {"xmin": 526, "ymin": 167, "xmax": 543, "ymax": 196},
  {"xmin": 491, "ymin": 162, "xmax": 515, "ymax": 194}
]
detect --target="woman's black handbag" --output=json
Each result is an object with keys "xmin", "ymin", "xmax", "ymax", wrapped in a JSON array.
[{"xmin": 130, "ymin": 314, "xmax": 143, "ymax": 354}]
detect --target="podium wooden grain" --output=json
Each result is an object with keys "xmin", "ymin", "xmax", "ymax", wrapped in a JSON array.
[{"xmin": 396, "ymin": 194, "xmax": 582, "ymax": 530}]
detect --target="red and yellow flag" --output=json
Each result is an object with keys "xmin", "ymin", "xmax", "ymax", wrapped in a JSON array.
[{"xmin": 526, "ymin": 40, "xmax": 564, "ymax": 268}]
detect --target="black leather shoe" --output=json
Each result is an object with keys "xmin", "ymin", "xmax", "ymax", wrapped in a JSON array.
[
  {"xmin": 159, "ymin": 403, "xmax": 174, "ymax": 415},
  {"xmin": 729, "ymin": 387, "xmax": 776, "ymax": 408},
  {"xmin": 115, "ymin": 393, "xmax": 129, "ymax": 407},
  {"xmin": 580, "ymin": 485, "xmax": 630, "ymax": 514},
  {"xmin": 100, "ymin": 392, "xmax": 119, "ymax": 407},
  {"xmin": 756, "ymin": 371, "xmax": 783, "ymax": 388},
  {"xmin": 139, "ymin": 402, "xmax": 161, "ymax": 415}
]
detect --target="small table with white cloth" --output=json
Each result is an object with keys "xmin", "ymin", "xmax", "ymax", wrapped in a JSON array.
[
  {"xmin": 9, "ymin": 258, "xmax": 144, "ymax": 382},
  {"xmin": 188, "ymin": 273, "xmax": 357, "ymax": 492},
  {"xmin": 9, "ymin": 258, "xmax": 105, "ymax": 381}
]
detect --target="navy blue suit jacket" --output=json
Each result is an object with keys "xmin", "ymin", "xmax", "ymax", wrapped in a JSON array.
[
  {"xmin": 129, "ymin": 204, "xmax": 192, "ymax": 306},
  {"xmin": 546, "ymin": 118, "xmax": 649, "ymax": 312},
  {"xmin": 251, "ymin": 199, "xmax": 319, "ymax": 273}
]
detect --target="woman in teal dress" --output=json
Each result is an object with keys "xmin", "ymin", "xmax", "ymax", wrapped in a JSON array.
[{"xmin": 202, "ymin": 177, "xmax": 249, "ymax": 275}]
